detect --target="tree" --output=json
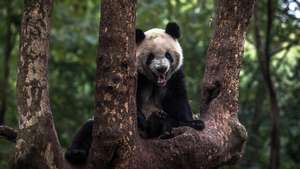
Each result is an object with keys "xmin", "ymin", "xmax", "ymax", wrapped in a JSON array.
[
  {"xmin": 241, "ymin": 0, "xmax": 300, "ymax": 168},
  {"xmin": 0, "ymin": 0, "xmax": 256, "ymax": 168},
  {"xmin": 0, "ymin": 1, "xmax": 14, "ymax": 125},
  {"xmin": 254, "ymin": 1, "xmax": 281, "ymax": 168},
  {"xmin": 87, "ymin": 0, "xmax": 137, "ymax": 168},
  {"xmin": 12, "ymin": 0, "xmax": 64, "ymax": 168},
  {"xmin": 90, "ymin": 0, "xmax": 256, "ymax": 168}
]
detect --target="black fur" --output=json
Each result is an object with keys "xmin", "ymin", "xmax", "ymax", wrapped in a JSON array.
[
  {"xmin": 165, "ymin": 22, "xmax": 181, "ymax": 39},
  {"xmin": 65, "ymin": 120, "xmax": 93, "ymax": 164},
  {"xmin": 137, "ymin": 69, "xmax": 204, "ymax": 138},
  {"xmin": 65, "ymin": 23, "xmax": 204, "ymax": 164},
  {"xmin": 65, "ymin": 70, "xmax": 204, "ymax": 164},
  {"xmin": 136, "ymin": 29, "xmax": 145, "ymax": 44},
  {"xmin": 162, "ymin": 69, "xmax": 193, "ymax": 121}
]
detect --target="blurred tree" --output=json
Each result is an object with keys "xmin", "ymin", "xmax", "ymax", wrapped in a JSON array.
[
  {"xmin": 0, "ymin": 0, "xmax": 20, "ymax": 125},
  {"xmin": 254, "ymin": 0, "xmax": 281, "ymax": 168},
  {"xmin": 0, "ymin": 1, "xmax": 12, "ymax": 125},
  {"xmin": 238, "ymin": 0, "xmax": 300, "ymax": 169}
]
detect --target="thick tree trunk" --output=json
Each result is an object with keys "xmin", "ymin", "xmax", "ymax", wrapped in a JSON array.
[
  {"xmin": 13, "ymin": 0, "xmax": 64, "ymax": 168},
  {"xmin": 0, "ymin": 2, "xmax": 13, "ymax": 125},
  {"xmin": 2, "ymin": 0, "xmax": 255, "ymax": 168},
  {"xmin": 89, "ymin": 0, "xmax": 255, "ymax": 169},
  {"xmin": 88, "ymin": 0, "xmax": 137, "ymax": 168},
  {"xmin": 134, "ymin": 0, "xmax": 255, "ymax": 167}
]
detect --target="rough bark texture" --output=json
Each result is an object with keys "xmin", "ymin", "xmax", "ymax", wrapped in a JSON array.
[
  {"xmin": 13, "ymin": 0, "xmax": 64, "ymax": 169},
  {"xmin": 89, "ymin": 0, "xmax": 255, "ymax": 169},
  {"xmin": 88, "ymin": 0, "xmax": 137, "ymax": 169},
  {"xmin": 5, "ymin": 0, "xmax": 256, "ymax": 168},
  {"xmin": 132, "ymin": 0, "xmax": 254, "ymax": 168},
  {"xmin": 254, "ymin": 2, "xmax": 280, "ymax": 169}
]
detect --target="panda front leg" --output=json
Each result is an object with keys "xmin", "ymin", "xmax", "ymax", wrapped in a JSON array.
[
  {"xmin": 65, "ymin": 119, "xmax": 93, "ymax": 164},
  {"xmin": 161, "ymin": 68, "xmax": 205, "ymax": 134},
  {"xmin": 158, "ymin": 118, "xmax": 205, "ymax": 139},
  {"xmin": 137, "ymin": 110, "xmax": 169, "ymax": 138},
  {"xmin": 178, "ymin": 120, "xmax": 205, "ymax": 130}
]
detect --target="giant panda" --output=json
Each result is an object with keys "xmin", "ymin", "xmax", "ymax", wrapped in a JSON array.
[{"xmin": 65, "ymin": 22, "xmax": 204, "ymax": 164}]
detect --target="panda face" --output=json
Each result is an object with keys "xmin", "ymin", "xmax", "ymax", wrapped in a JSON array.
[{"xmin": 136, "ymin": 23, "xmax": 183, "ymax": 87}]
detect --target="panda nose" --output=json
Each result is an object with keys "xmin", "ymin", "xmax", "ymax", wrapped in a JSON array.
[{"xmin": 156, "ymin": 67, "xmax": 167, "ymax": 74}]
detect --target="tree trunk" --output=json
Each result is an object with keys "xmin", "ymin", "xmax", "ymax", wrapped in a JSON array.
[
  {"xmin": 88, "ymin": 0, "xmax": 137, "ymax": 168},
  {"xmin": 1, "ymin": 0, "xmax": 256, "ymax": 168},
  {"xmin": 89, "ymin": 0, "xmax": 255, "ymax": 169},
  {"xmin": 13, "ymin": 0, "xmax": 64, "ymax": 168},
  {"xmin": 0, "ymin": 2, "xmax": 13, "ymax": 125},
  {"xmin": 265, "ymin": 2, "xmax": 280, "ymax": 169},
  {"xmin": 254, "ymin": 1, "xmax": 280, "ymax": 169}
]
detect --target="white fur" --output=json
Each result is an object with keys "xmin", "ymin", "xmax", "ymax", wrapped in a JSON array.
[
  {"xmin": 136, "ymin": 28, "xmax": 183, "ymax": 72},
  {"xmin": 149, "ymin": 58, "xmax": 170, "ymax": 73}
]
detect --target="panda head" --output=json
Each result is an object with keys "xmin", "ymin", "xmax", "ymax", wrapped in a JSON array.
[{"xmin": 136, "ymin": 22, "xmax": 183, "ymax": 87}]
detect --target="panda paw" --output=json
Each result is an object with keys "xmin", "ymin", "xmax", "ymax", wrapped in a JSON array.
[
  {"xmin": 155, "ymin": 110, "xmax": 168, "ymax": 120},
  {"xmin": 159, "ymin": 130, "xmax": 175, "ymax": 139},
  {"xmin": 65, "ymin": 148, "xmax": 88, "ymax": 164},
  {"xmin": 188, "ymin": 120, "xmax": 205, "ymax": 130}
]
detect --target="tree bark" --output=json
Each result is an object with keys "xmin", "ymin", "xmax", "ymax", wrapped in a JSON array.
[
  {"xmin": 134, "ymin": 0, "xmax": 255, "ymax": 167},
  {"xmin": 4, "ymin": 0, "xmax": 256, "ymax": 168},
  {"xmin": 89, "ymin": 0, "xmax": 255, "ymax": 169},
  {"xmin": 0, "ymin": 1, "xmax": 14, "ymax": 125},
  {"xmin": 13, "ymin": 0, "xmax": 64, "ymax": 168},
  {"xmin": 88, "ymin": 0, "xmax": 137, "ymax": 168}
]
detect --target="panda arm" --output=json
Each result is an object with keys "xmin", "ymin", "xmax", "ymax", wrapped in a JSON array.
[
  {"xmin": 65, "ymin": 119, "xmax": 93, "ymax": 164},
  {"xmin": 162, "ymin": 68, "xmax": 193, "ymax": 121},
  {"xmin": 162, "ymin": 69, "xmax": 205, "ymax": 132},
  {"xmin": 136, "ymin": 74, "xmax": 148, "ymax": 131}
]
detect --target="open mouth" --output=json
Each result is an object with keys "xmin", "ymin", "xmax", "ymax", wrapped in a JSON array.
[{"xmin": 155, "ymin": 73, "xmax": 167, "ymax": 87}]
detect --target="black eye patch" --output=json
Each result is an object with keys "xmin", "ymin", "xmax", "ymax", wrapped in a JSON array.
[
  {"xmin": 165, "ymin": 52, "xmax": 174, "ymax": 63},
  {"xmin": 146, "ymin": 53, "xmax": 155, "ymax": 65}
]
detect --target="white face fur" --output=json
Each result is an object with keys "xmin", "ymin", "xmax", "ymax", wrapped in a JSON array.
[{"xmin": 136, "ymin": 28, "xmax": 183, "ymax": 87}]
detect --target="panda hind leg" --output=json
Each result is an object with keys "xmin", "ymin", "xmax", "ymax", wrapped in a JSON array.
[{"xmin": 65, "ymin": 119, "xmax": 93, "ymax": 164}]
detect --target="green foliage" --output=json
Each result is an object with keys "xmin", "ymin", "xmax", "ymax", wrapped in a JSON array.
[
  {"xmin": 0, "ymin": 0, "xmax": 299, "ymax": 169},
  {"xmin": 50, "ymin": 0, "xmax": 99, "ymax": 146}
]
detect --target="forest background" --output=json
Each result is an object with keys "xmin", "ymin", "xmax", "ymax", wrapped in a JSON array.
[{"xmin": 0, "ymin": 0, "xmax": 299, "ymax": 169}]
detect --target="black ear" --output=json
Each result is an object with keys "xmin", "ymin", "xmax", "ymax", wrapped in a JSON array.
[
  {"xmin": 136, "ymin": 29, "xmax": 145, "ymax": 44},
  {"xmin": 165, "ymin": 22, "xmax": 180, "ymax": 39}
]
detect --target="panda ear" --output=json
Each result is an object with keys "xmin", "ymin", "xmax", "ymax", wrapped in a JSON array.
[
  {"xmin": 136, "ymin": 29, "xmax": 145, "ymax": 44},
  {"xmin": 165, "ymin": 22, "xmax": 181, "ymax": 39}
]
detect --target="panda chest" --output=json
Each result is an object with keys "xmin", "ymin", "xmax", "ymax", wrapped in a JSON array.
[{"xmin": 140, "ymin": 85, "xmax": 166, "ymax": 118}]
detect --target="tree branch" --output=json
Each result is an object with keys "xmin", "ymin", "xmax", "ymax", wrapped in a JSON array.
[
  {"xmin": 134, "ymin": 0, "xmax": 255, "ymax": 168},
  {"xmin": 0, "ymin": 125, "xmax": 17, "ymax": 142},
  {"xmin": 271, "ymin": 39, "xmax": 299, "ymax": 56},
  {"xmin": 90, "ymin": 0, "xmax": 255, "ymax": 168},
  {"xmin": 134, "ymin": 117, "xmax": 247, "ymax": 169}
]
